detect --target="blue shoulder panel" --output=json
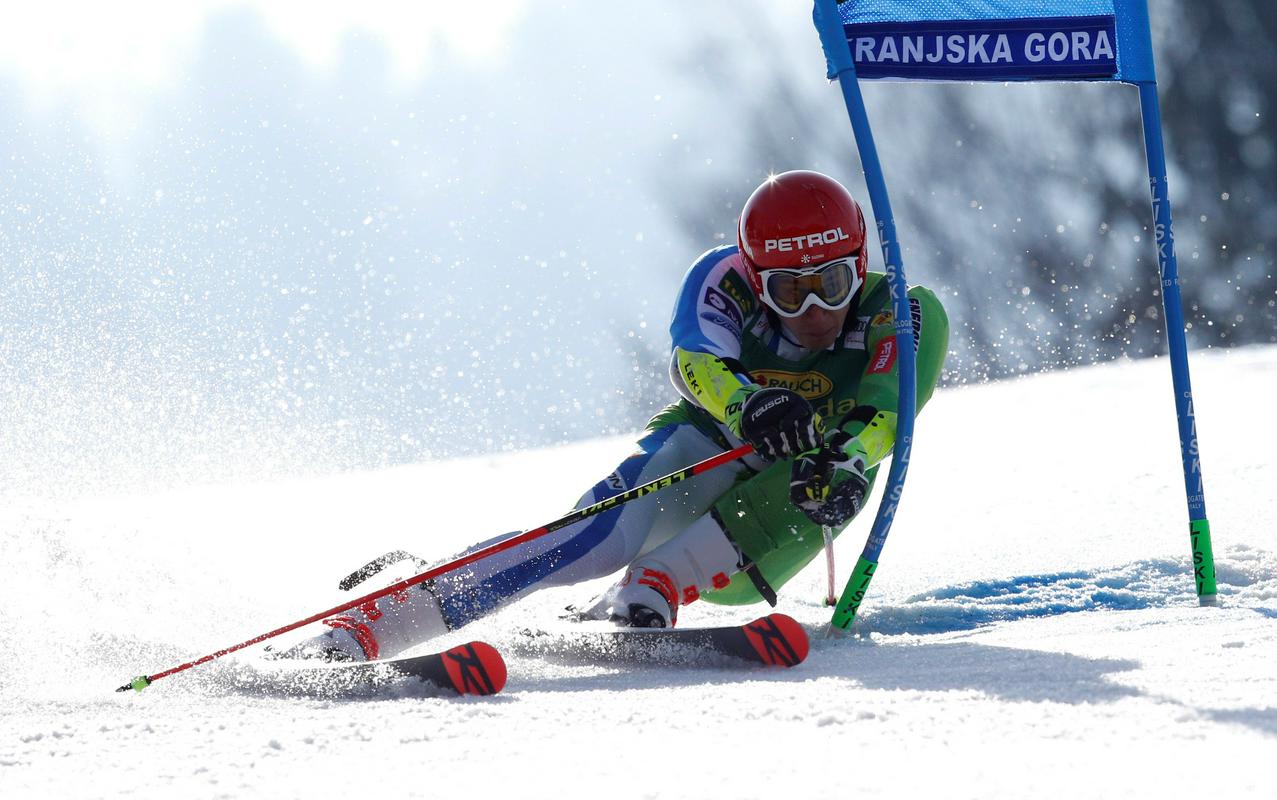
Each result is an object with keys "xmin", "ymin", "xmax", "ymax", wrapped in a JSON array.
[{"xmin": 669, "ymin": 245, "xmax": 744, "ymax": 357}]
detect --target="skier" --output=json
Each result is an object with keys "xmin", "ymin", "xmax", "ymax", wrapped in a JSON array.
[{"xmin": 284, "ymin": 169, "xmax": 949, "ymax": 662}]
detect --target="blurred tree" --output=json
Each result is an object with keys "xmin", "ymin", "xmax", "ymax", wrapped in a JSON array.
[{"xmin": 1155, "ymin": 0, "xmax": 1277, "ymax": 349}]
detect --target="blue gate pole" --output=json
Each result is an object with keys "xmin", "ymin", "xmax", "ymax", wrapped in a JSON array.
[
  {"xmin": 813, "ymin": 0, "xmax": 918, "ymax": 632},
  {"xmin": 1137, "ymin": 81, "xmax": 1218, "ymax": 605}
]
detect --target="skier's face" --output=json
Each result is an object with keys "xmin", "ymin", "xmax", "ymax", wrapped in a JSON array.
[{"xmin": 782, "ymin": 303, "xmax": 849, "ymax": 350}]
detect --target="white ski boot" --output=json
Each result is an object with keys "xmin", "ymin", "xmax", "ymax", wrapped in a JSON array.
[{"xmin": 275, "ymin": 583, "xmax": 451, "ymax": 662}]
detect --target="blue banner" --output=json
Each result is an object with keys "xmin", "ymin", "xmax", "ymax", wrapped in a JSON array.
[
  {"xmin": 830, "ymin": 0, "xmax": 1155, "ymax": 84},
  {"xmin": 848, "ymin": 15, "xmax": 1116, "ymax": 81}
]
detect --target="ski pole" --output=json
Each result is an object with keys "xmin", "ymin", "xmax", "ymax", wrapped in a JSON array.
[
  {"xmin": 821, "ymin": 524, "xmax": 837, "ymax": 606},
  {"xmin": 117, "ymin": 443, "xmax": 754, "ymax": 693}
]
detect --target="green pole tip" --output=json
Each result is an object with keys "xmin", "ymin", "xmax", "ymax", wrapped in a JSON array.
[{"xmin": 116, "ymin": 676, "xmax": 151, "ymax": 693}]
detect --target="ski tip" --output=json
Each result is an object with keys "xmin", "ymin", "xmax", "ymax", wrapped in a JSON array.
[
  {"xmin": 743, "ymin": 613, "xmax": 810, "ymax": 667},
  {"xmin": 441, "ymin": 641, "xmax": 507, "ymax": 695}
]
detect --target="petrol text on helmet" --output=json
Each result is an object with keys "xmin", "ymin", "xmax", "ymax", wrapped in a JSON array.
[{"xmin": 763, "ymin": 227, "xmax": 851, "ymax": 254}]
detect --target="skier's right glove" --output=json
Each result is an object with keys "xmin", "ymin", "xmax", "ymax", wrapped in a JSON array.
[
  {"xmin": 725, "ymin": 385, "xmax": 823, "ymax": 462},
  {"xmin": 789, "ymin": 432, "xmax": 869, "ymax": 527}
]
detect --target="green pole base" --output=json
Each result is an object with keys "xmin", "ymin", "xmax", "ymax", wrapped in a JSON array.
[
  {"xmin": 829, "ymin": 556, "xmax": 878, "ymax": 632},
  {"xmin": 1190, "ymin": 518, "xmax": 1217, "ymax": 600}
]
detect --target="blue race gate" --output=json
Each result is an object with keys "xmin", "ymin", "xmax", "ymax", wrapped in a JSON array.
[{"xmin": 813, "ymin": 0, "xmax": 1218, "ymax": 631}]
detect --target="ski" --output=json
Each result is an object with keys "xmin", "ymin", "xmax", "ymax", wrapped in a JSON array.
[
  {"xmin": 520, "ymin": 613, "xmax": 810, "ymax": 668},
  {"xmin": 230, "ymin": 641, "xmax": 507, "ymax": 698}
]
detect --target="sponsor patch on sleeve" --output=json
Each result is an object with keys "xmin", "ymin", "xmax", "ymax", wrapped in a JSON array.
[
  {"xmin": 909, "ymin": 296, "xmax": 922, "ymax": 351},
  {"xmin": 702, "ymin": 286, "xmax": 744, "ymax": 328},
  {"xmin": 700, "ymin": 311, "xmax": 741, "ymax": 336},
  {"xmin": 717, "ymin": 269, "xmax": 757, "ymax": 315},
  {"xmin": 867, "ymin": 337, "xmax": 897, "ymax": 375}
]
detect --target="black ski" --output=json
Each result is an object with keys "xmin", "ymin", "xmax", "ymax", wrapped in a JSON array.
[
  {"xmin": 520, "ymin": 613, "xmax": 810, "ymax": 668},
  {"xmin": 230, "ymin": 641, "xmax": 507, "ymax": 697}
]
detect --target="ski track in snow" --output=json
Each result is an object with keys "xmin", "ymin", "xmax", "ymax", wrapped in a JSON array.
[{"xmin": 2, "ymin": 347, "xmax": 1276, "ymax": 798}]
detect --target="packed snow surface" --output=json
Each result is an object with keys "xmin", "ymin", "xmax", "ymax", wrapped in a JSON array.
[{"xmin": 3, "ymin": 347, "xmax": 1275, "ymax": 798}]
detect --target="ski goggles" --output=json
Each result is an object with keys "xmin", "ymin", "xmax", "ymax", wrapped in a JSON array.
[{"xmin": 758, "ymin": 255, "xmax": 862, "ymax": 318}]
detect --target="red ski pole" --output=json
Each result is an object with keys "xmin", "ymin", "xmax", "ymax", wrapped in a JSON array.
[{"xmin": 117, "ymin": 443, "xmax": 754, "ymax": 692}]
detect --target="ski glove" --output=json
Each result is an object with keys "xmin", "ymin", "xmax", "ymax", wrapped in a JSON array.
[
  {"xmin": 789, "ymin": 431, "xmax": 869, "ymax": 527},
  {"xmin": 725, "ymin": 385, "xmax": 823, "ymax": 462}
]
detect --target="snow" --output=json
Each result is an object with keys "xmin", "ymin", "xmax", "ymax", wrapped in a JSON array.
[{"xmin": 3, "ymin": 346, "xmax": 1275, "ymax": 798}]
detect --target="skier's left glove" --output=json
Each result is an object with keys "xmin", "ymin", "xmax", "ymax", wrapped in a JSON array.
[{"xmin": 789, "ymin": 431, "xmax": 869, "ymax": 527}]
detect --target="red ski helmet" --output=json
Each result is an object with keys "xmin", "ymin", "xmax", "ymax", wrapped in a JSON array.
[{"xmin": 737, "ymin": 171, "xmax": 869, "ymax": 315}]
